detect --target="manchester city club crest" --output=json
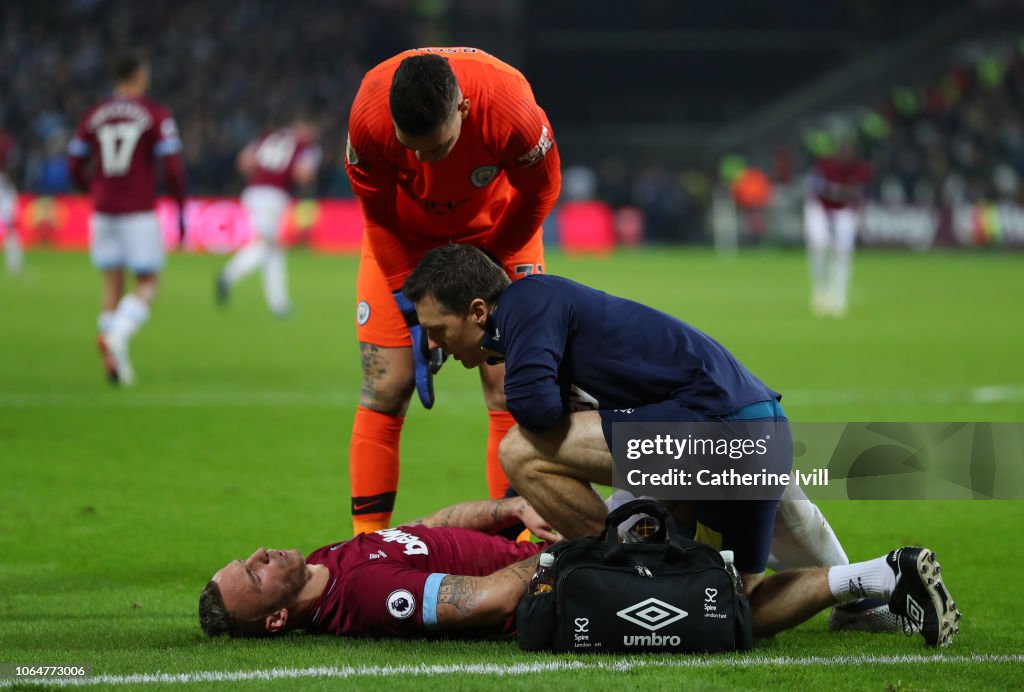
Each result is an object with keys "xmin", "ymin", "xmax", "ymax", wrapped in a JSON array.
[
  {"xmin": 470, "ymin": 165, "xmax": 499, "ymax": 188},
  {"xmin": 345, "ymin": 134, "xmax": 359, "ymax": 165}
]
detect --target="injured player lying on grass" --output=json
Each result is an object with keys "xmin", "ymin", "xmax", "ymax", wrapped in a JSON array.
[{"xmin": 199, "ymin": 494, "xmax": 958, "ymax": 646}]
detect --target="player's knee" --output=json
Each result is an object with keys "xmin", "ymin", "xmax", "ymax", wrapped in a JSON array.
[
  {"xmin": 134, "ymin": 276, "xmax": 159, "ymax": 304},
  {"xmin": 499, "ymin": 426, "xmax": 534, "ymax": 483},
  {"xmin": 359, "ymin": 382, "xmax": 414, "ymax": 415}
]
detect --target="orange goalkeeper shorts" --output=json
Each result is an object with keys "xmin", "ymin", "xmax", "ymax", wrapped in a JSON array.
[{"xmin": 355, "ymin": 233, "xmax": 546, "ymax": 348}]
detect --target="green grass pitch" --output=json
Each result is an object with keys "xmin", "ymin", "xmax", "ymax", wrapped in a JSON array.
[{"xmin": 1, "ymin": 247, "xmax": 1023, "ymax": 690}]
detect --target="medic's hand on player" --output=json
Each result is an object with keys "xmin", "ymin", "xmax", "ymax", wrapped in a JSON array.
[
  {"xmin": 513, "ymin": 497, "xmax": 559, "ymax": 543},
  {"xmin": 392, "ymin": 289, "xmax": 448, "ymax": 409}
]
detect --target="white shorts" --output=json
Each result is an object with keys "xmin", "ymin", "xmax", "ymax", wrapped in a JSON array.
[
  {"xmin": 803, "ymin": 198, "xmax": 859, "ymax": 252},
  {"xmin": 241, "ymin": 185, "xmax": 290, "ymax": 242},
  {"xmin": 0, "ymin": 173, "xmax": 16, "ymax": 226},
  {"xmin": 90, "ymin": 211, "xmax": 165, "ymax": 273}
]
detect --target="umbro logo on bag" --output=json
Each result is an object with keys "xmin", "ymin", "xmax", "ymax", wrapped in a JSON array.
[{"xmin": 616, "ymin": 597, "xmax": 688, "ymax": 632}]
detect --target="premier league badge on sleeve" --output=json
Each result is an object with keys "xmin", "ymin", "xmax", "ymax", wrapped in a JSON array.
[{"xmin": 387, "ymin": 589, "xmax": 416, "ymax": 619}]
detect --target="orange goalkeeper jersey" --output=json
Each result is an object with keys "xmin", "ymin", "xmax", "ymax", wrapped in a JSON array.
[{"xmin": 345, "ymin": 47, "xmax": 561, "ymax": 290}]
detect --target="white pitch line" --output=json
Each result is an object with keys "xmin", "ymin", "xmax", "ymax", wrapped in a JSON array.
[
  {"xmin": 3, "ymin": 654, "xmax": 1022, "ymax": 688},
  {"xmin": 0, "ymin": 391, "xmax": 360, "ymax": 408},
  {"xmin": 785, "ymin": 384, "xmax": 1024, "ymax": 406},
  {"xmin": 1, "ymin": 383, "xmax": 1023, "ymax": 408},
  {"xmin": 969, "ymin": 384, "xmax": 1024, "ymax": 404}
]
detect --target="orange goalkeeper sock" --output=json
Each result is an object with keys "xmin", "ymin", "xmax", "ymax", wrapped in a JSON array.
[
  {"xmin": 349, "ymin": 406, "xmax": 404, "ymax": 535},
  {"xmin": 486, "ymin": 409, "xmax": 516, "ymax": 499}
]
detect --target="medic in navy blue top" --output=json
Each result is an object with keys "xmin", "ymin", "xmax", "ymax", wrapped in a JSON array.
[{"xmin": 481, "ymin": 275, "xmax": 781, "ymax": 432}]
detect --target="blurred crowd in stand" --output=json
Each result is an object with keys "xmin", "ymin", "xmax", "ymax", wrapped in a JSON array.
[
  {"xmin": 547, "ymin": 37, "xmax": 1024, "ymax": 244},
  {"xmin": 0, "ymin": 0, "xmax": 438, "ymax": 197},
  {"xmin": 0, "ymin": 0, "xmax": 722, "ymax": 245},
  {"xmin": 793, "ymin": 38, "xmax": 1024, "ymax": 208},
  {"xmin": 4, "ymin": 0, "xmax": 1024, "ymax": 244}
]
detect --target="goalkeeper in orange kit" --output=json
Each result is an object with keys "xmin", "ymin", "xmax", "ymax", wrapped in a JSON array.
[{"xmin": 344, "ymin": 47, "xmax": 561, "ymax": 534}]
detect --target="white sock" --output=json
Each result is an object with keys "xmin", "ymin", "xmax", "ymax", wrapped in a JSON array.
[
  {"xmin": 263, "ymin": 245, "xmax": 290, "ymax": 314},
  {"xmin": 808, "ymin": 246, "xmax": 827, "ymax": 305},
  {"xmin": 107, "ymin": 294, "xmax": 150, "ymax": 345},
  {"xmin": 5, "ymin": 231, "xmax": 22, "ymax": 275},
  {"xmin": 604, "ymin": 490, "xmax": 658, "ymax": 541},
  {"xmin": 831, "ymin": 249, "xmax": 852, "ymax": 310},
  {"xmin": 98, "ymin": 310, "xmax": 116, "ymax": 335},
  {"xmin": 223, "ymin": 242, "xmax": 267, "ymax": 284},
  {"xmin": 605, "ymin": 489, "xmax": 640, "ymax": 512},
  {"xmin": 767, "ymin": 485, "xmax": 849, "ymax": 571},
  {"xmin": 827, "ymin": 556, "xmax": 895, "ymax": 603}
]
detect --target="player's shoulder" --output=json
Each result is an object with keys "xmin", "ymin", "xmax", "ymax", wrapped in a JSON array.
[
  {"xmin": 348, "ymin": 65, "xmax": 393, "ymax": 142},
  {"xmin": 380, "ymin": 46, "xmax": 517, "ymax": 73},
  {"xmin": 503, "ymin": 274, "xmax": 568, "ymax": 305},
  {"xmin": 138, "ymin": 97, "xmax": 174, "ymax": 120},
  {"xmin": 461, "ymin": 56, "xmax": 545, "ymax": 149},
  {"xmin": 443, "ymin": 47, "xmax": 522, "ymax": 80},
  {"xmin": 354, "ymin": 54, "xmax": 401, "ymax": 105},
  {"xmin": 454, "ymin": 49, "xmax": 532, "ymax": 104}
]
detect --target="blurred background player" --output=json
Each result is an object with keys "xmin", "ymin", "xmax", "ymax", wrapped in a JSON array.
[
  {"xmin": 344, "ymin": 48, "xmax": 561, "ymax": 534},
  {"xmin": 68, "ymin": 52, "xmax": 186, "ymax": 385},
  {"xmin": 804, "ymin": 138, "xmax": 872, "ymax": 317},
  {"xmin": 216, "ymin": 116, "xmax": 322, "ymax": 317},
  {"xmin": 0, "ymin": 128, "xmax": 23, "ymax": 275}
]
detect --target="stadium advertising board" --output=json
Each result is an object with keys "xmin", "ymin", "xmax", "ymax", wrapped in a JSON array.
[{"xmin": 6, "ymin": 195, "xmax": 1024, "ymax": 251}]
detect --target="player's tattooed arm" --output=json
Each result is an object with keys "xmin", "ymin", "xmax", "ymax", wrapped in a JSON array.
[
  {"xmin": 412, "ymin": 497, "xmax": 527, "ymax": 533},
  {"xmin": 436, "ymin": 555, "xmax": 539, "ymax": 629},
  {"xmin": 412, "ymin": 497, "xmax": 559, "ymax": 541},
  {"xmin": 437, "ymin": 576, "xmax": 482, "ymax": 617}
]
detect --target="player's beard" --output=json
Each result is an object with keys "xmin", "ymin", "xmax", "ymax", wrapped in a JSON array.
[{"xmin": 280, "ymin": 555, "xmax": 310, "ymax": 604}]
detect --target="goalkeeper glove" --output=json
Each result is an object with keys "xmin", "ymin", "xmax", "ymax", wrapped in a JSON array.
[{"xmin": 392, "ymin": 289, "xmax": 447, "ymax": 409}]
